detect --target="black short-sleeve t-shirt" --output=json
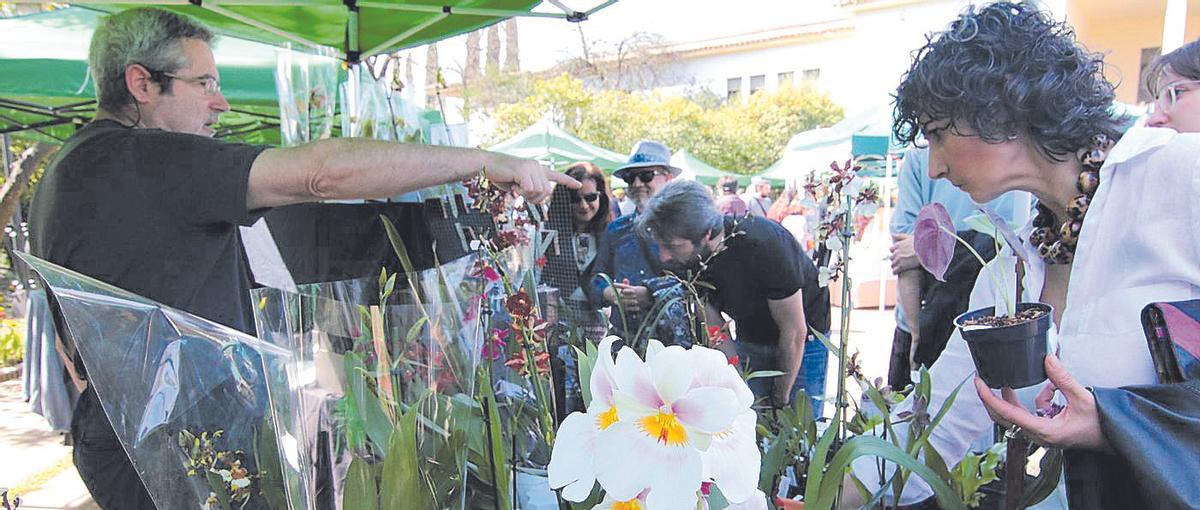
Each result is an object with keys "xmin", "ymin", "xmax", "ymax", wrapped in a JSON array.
[
  {"xmin": 702, "ymin": 216, "xmax": 830, "ymax": 346},
  {"xmin": 29, "ymin": 120, "xmax": 269, "ymax": 334}
]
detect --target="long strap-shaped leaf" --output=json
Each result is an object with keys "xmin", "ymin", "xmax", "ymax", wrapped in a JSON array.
[{"xmin": 812, "ymin": 435, "xmax": 968, "ymax": 510}]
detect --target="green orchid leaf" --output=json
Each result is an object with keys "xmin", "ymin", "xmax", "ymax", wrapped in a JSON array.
[
  {"xmin": 1020, "ymin": 447, "xmax": 1063, "ymax": 508},
  {"xmin": 811, "ymin": 435, "xmax": 967, "ymax": 510},
  {"xmin": 343, "ymin": 458, "xmax": 378, "ymax": 509},
  {"xmin": 380, "ymin": 409, "xmax": 434, "ymax": 510}
]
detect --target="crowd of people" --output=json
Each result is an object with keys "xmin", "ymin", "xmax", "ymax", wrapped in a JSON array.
[{"xmin": 21, "ymin": 1, "xmax": 1200, "ymax": 509}]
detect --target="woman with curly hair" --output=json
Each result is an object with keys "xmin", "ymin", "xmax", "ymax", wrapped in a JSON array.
[{"xmin": 841, "ymin": 3, "xmax": 1200, "ymax": 508}]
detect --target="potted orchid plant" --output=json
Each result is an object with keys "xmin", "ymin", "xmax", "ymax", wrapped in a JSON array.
[{"xmin": 912, "ymin": 203, "xmax": 1051, "ymax": 389}]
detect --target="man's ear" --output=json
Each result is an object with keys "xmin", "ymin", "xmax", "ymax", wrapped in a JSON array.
[{"xmin": 124, "ymin": 64, "xmax": 157, "ymax": 104}]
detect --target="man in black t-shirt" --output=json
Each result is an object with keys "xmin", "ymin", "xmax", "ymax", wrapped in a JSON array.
[
  {"xmin": 29, "ymin": 8, "xmax": 579, "ymax": 509},
  {"xmin": 637, "ymin": 180, "xmax": 830, "ymax": 409}
]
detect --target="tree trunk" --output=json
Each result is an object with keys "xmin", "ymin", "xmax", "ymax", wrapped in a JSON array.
[
  {"xmin": 0, "ymin": 142, "xmax": 54, "ymax": 233},
  {"xmin": 465, "ymin": 31, "xmax": 482, "ymax": 83},
  {"xmin": 503, "ymin": 19, "xmax": 520, "ymax": 72},
  {"xmin": 486, "ymin": 25, "xmax": 501, "ymax": 75},
  {"xmin": 424, "ymin": 43, "xmax": 439, "ymax": 108}
]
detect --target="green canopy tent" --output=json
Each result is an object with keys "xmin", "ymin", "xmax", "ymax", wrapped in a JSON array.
[
  {"xmin": 67, "ymin": 0, "xmax": 615, "ymax": 63},
  {"xmin": 487, "ymin": 117, "xmax": 626, "ymax": 171},
  {"xmin": 0, "ymin": 7, "xmax": 311, "ymax": 143},
  {"xmin": 758, "ymin": 105, "xmax": 903, "ymax": 184},
  {"xmin": 671, "ymin": 149, "xmax": 780, "ymax": 188}
]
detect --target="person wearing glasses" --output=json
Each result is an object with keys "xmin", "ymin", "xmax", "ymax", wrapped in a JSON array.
[
  {"xmin": 585, "ymin": 140, "xmax": 681, "ymax": 342},
  {"xmin": 975, "ymin": 38, "xmax": 1200, "ymax": 510},
  {"xmin": 559, "ymin": 162, "xmax": 613, "ymax": 339},
  {"xmin": 28, "ymin": 8, "xmax": 577, "ymax": 509},
  {"xmin": 836, "ymin": 4, "xmax": 1200, "ymax": 509},
  {"xmin": 1146, "ymin": 38, "xmax": 1200, "ymax": 132}
]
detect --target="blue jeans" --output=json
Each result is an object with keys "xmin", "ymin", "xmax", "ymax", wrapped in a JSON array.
[{"xmin": 738, "ymin": 334, "xmax": 828, "ymax": 418}]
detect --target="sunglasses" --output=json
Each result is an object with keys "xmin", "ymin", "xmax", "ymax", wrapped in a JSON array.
[
  {"xmin": 622, "ymin": 169, "xmax": 663, "ymax": 185},
  {"xmin": 571, "ymin": 191, "xmax": 601, "ymax": 203}
]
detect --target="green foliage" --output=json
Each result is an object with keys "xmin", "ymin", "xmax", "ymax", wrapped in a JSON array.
[
  {"xmin": 489, "ymin": 74, "xmax": 843, "ymax": 173},
  {"xmin": 0, "ymin": 319, "xmax": 23, "ymax": 366}
]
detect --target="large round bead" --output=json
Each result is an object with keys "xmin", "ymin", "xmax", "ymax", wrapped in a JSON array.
[
  {"xmin": 1037, "ymin": 242, "xmax": 1054, "ymax": 261},
  {"xmin": 1076, "ymin": 170, "xmax": 1100, "ymax": 195},
  {"xmin": 1059, "ymin": 221, "xmax": 1082, "ymax": 247},
  {"xmin": 1029, "ymin": 226, "xmax": 1055, "ymax": 246},
  {"xmin": 1067, "ymin": 194, "xmax": 1090, "ymax": 221},
  {"xmin": 1048, "ymin": 240, "xmax": 1074, "ymax": 264}
]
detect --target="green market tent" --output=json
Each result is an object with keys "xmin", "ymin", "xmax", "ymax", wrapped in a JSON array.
[
  {"xmin": 671, "ymin": 149, "xmax": 781, "ymax": 188},
  {"xmin": 487, "ymin": 117, "xmax": 626, "ymax": 171},
  {"xmin": 0, "ymin": 7, "xmax": 311, "ymax": 143},
  {"xmin": 69, "ymin": 0, "xmax": 614, "ymax": 63},
  {"xmin": 759, "ymin": 105, "xmax": 902, "ymax": 183}
]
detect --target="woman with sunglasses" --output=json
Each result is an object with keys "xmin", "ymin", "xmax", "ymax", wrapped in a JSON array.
[
  {"xmin": 557, "ymin": 162, "xmax": 613, "ymax": 337},
  {"xmin": 837, "ymin": 4, "xmax": 1200, "ymax": 509}
]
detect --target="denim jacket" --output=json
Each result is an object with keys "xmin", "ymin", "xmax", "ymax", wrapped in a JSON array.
[{"xmin": 583, "ymin": 213, "xmax": 662, "ymax": 307}]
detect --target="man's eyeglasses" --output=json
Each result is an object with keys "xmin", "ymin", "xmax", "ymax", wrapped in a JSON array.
[
  {"xmin": 147, "ymin": 67, "xmax": 222, "ymax": 96},
  {"xmin": 621, "ymin": 169, "xmax": 664, "ymax": 185},
  {"xmin": 571, "ymin": 191, "xmax": 601, "ymax": 204},
  {"xmin": 1154, "ymin": 79, "xmax": 1200, "ymax": 114}
]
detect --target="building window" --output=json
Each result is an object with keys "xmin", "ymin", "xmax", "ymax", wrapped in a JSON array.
[
  {"xmin": 801, "ymin": 68, "xmax": 820, "ymax": 81},
  {"xmin": 727, "ymin": 77, "xmax": 742, "ymax": 101},
  {"xmin": 749, "ymin": 75, "xmax": 766, "ymax": 94},
  {"xmin": 1139, "ymin": 47, "xmax": 1162, "ymax": 103},
  {"xmin": 778, "ymin": 71, "xmax": 794, "ymax": 87}
]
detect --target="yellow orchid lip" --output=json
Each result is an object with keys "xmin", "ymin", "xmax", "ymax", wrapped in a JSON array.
[
  {"xmin": 637, "ymin": 411, "xmax": 688, "ymax": 446},
  {"xmin": 596, "ymin": 406, "xmax": 620, "ymax": 430},
  {"xmin": 613, "ymin": 499, "xmax": 644, "ymax": 510}
]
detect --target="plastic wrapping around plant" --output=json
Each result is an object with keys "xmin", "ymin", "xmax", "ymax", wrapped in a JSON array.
[
  {"xmin": 251, "ymin": 256, "xmax": 497, "ymax": 509},
  {"xmin": 16, "ymin": 253, "xmax": 296, "ymax": 510},
  {"xmin": 275, "ymin": 44, "xmax": 339, "ymax": 147}
]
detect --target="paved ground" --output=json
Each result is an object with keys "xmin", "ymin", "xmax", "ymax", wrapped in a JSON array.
[
  {"xmin": 0, "ymin": 375, "xmax": 98, "ymax": 510},
  {"xmin": 0, "ymin": 304, "xmax": 899, "ymax": 509}
]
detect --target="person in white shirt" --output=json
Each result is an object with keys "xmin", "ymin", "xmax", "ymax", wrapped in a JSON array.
[
  {"xmin": 843, "ymin": 4, "xmax": 1200, "ymax": 509},
  {"xmin": 743, "ymin": 176, "xmax": 773, "ymax": 217}
]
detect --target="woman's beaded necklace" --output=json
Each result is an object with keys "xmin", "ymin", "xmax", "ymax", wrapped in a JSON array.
[{"xmin": 1027, "ymin": 134, "xmax": 1114, "ymax": 265}]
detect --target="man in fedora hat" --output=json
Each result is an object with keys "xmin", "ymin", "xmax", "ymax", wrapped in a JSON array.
[{"xmin": 585, "ymin": 140, "xmax": 684, "ymax": 341}]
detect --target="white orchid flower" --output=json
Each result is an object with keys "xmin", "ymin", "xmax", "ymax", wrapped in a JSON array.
[
  {"xmin": 548, "ymin": 335, "xmax": 623, "ymax": 501},
  {"xmin": 701, "ymin": 410, "xmax": 761, "ymax": 505},
  {"xmin": 595, "ymin": 344, "xmax": 744, "ymax": 509}
]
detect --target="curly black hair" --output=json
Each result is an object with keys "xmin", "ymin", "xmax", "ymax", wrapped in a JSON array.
[{"xmin": 893, "ymin": 2, "xmax": 1122, "ymax": 161}]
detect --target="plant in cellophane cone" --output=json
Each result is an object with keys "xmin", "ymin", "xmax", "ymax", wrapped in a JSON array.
[
  {"xmin": 913, "ymin": 203, "xmax": 1051, "ymax": 389},
  {"xmin": 251, "ymin": 255, "xmax": 497, "ymax": 509},
  {"xmin": 459, "ymin": 172, "xmax": 568, "ymax": 508}
]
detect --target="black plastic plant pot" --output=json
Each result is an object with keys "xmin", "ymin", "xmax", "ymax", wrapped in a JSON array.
[{"xmin": 955, "ymin": 302, "xmax": 1053, "ymax": 389}]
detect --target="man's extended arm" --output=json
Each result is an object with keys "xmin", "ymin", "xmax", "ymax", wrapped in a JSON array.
[
  {"xmin": 246, "ymin": 139, "xmax": 576, "ymax": 209},
  {"xmin": 767, "ymin": 289, "xmax": 808, "ymax": 407}
]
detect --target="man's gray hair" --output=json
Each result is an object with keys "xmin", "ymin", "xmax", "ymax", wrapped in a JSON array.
[
  {"xmin": 89, "ymin": 8, "xmax": 214, "ymax": 111},
  {"xmin": 637, "ymin": 179, "xmax": 724, "ymax": 243}
]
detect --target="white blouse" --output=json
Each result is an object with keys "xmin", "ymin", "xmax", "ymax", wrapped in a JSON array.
[{"xmin": 851, "ymin": 127, "xmax": 1200, "ymax": 504}]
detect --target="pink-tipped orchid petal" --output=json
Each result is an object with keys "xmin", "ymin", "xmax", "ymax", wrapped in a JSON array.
[
  {"xmin": 591, "ymin": 336, "xmax": 622, "ymax": 408},
  {"xmin": 914, "ymin": 203, "xmax": 956, "ymax": 282},
  {"xmin": 688, "ymin": 345, "xmax": 756, "ymax": 410},
  {"xmin": 613, "ymin": 347, "xmax": 663, "ymax": 412},
  {"xmin": 671, "ymin": 386, "xmax": 740, "ymax": 434},
  {"xmin": 650, "ymin": 345, "xmax": 697, "ymax": 404},
  {"xmin": 595, "ymin": 421, "xmax": 703, "ymax": 506}
]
